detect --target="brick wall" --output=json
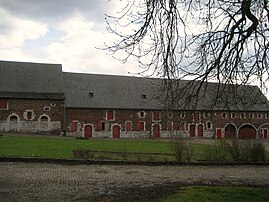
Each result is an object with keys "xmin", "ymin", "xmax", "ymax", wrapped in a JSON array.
[
  {"xmin": 65, "ymin": 109, "xmax": 269, "ymax": 139},
  {"xmin": 0, "ymin": 98, "xmax": 64, "ymax": 133}
]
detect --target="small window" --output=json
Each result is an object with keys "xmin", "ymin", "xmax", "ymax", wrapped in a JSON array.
[
  {"xmin": 240, "ymin": 113, "xmax": 246, "ymax": 119},
  {"xmin": 249, "ymin": 113, "xmax": 254, "ymax": 119},
  {"xmin": 43, "ymin": 106, "xmax": 51, "ymax": 111},
  {"xmin": 89, "ymin": 91, "xmax": 94, "ymax": 97},
  {"xmin": 257, "ymin": 113, "xmax": 262, "ymax": 119},
  {"xmin": 50, "ymin": 102, "xmax": 56, "ymax": 107},
  {"xmin": 125, "ymin": 121, "xmax": 132, "ymax": 131},
  {"xmin": 180, "ymin": 113, "xmax": 185, "ymax": 119},
  {"xmin": 265, "ymin": 113, "xmax": 269, "ymax": 119},
  {"xmin": 106, "ymin": 111, "xmax": 114, "ymax": 121},
  {"xmin": 230, "ymin": 112, "xmax": 236, "ymax": 119},
  {"xmin": 206, "ymin": 121, "xmax": 212, "ymax": 130},
  {"xmin": 27, "ymin": 111, "xmax": 32, "ymax": 120},
  {"xmin": 10, "ymin": 115, "xmax": 18, "ymax": 122},
  {"xmin": 204, "ymin": 112, "xmax": 210, "ymax": 118},
  {"xmin": 40, "ymin": 116, "xmax": 49, "ymax": 122},
  {"xmin": 138, "ymin": 111, "xmax": 146, "ymax": 118},
  {"xmin": 0, "ymin": 99, "xmax": 8, "ymax": 110},
  {"xmin": 141, "ymin": 93, "xmax": 146, "ymax": 99},
  {"xmin": 153, "ymin": 112, "xmax": 160, "ymax": 121},
  {"xmin": 222, "ymin": 112, "xmax": 227, "ymax": 119},
  {"xmin": 167, "ymin": 121, "xmax": 173, "ymax": 131},
  {"xmin": 167, "ymin": 112, "xmax": 173, "ymax": 119}
]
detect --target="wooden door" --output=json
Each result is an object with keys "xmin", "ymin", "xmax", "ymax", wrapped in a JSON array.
[
  {"xmin": 190, "ymin": 124, "xmax": 195, "ymax": 137},
  {"xmin": 216, "ymin": 129, "xmax": 222, "ymax": 139},
  {"xmin": 84, "ymin": 125, "xmax": 92, "ymax": 139},
  {"xmin": 153, "ymin": 124, "xmax": 160, "ymax": 138},
  {"xmin": 112, "ymin": 125, "xmax": 120, "ymax": 138},
  {"xmin": 198, "ymin": 124, "xmax": 203, "ymax": 137}
]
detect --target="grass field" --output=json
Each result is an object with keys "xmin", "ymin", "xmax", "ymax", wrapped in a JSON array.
[
  {"xmin": 160, "ymin": 186, "xmax": 269, "ymax": 202},
  {"xmin": 0, "ymin": 135, "xmax": 268, "ymax": 161},
  {"xmin": 0, "ymin": 135, "xmax": 207, "ymax": 160}
]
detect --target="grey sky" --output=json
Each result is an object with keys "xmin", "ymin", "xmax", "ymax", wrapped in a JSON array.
[{"xmin": 0, "ymin": 0, "xmax": 139, "ymax": 75}]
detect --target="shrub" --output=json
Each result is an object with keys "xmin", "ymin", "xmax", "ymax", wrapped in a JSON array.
[
  {"xmin": 227, "ymin": 137, "xmax": 241, "ymax": 161},
  {"xmin": 119, "ymin": 147, "xmax": 128, "ymax": 160},
  {"xmin": 169, "ymin": 135, "xmax": 194, "ymax": 162},
  {"xmin": 97, "ymin": 151, "xmax": 113, "ymax": 160},
  {"xmin": 249, "ymin": 141, "xmax": 266, "ymax": 162},
  {"xmin": 203, "ymin": 139, "xmax": 230, "ymax": 162},
  {"xmin": 73, "ymin": 149, "xmax": 95, "ymax": 159}
]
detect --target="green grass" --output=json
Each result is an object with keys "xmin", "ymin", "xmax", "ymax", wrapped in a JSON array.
[
  {"xmin": 0, "ymin": 135, "xmax": 175, "ymax": 159},
  {"xmin": 160, "ymin": 186, "xmax": 269, "ymax": 202},
  {"xmin": 0, "ymin": 135, "xmax": 267, "ymax": 161},
  {"xmin": 0, "ymin": 135, "xmax": 210, "ymax": 160}
]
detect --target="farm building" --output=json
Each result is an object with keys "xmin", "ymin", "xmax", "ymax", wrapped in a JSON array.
[{"xmin": 0, "ymin": 60, "xmax": 269, "ymax": 139}]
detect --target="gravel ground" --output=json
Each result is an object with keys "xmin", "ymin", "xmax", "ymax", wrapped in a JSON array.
[{"xmin": 0, "ymin": 162, "xmax": 268, "ymax": 202}]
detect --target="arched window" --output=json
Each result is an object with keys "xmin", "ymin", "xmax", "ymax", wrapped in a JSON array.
[
  {"xmin": 10, "ymin": 115, "xmax": 18, "ymax": 122},
  {"xmin": 40, "ymin": 116, "xmax": 49, "ymax": 122}
]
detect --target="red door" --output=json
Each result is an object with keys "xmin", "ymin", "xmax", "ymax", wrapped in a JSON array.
[
  {"xmin": 217, "ymin": 129, "xmax": 222, "ymax": 139},
  {"xmin": 153, "ymin": 124, "xmax": 160, "ymax": 138},
  {"xmin": 84, "ymin": 125, "xmax": 92, "ymax": 139},
  {"xmin": 239, "ymin": 126, "xmax": 256, "ymax": 139},
  {"xmin": 198, "ymin": 124, "xmax": 203, "ymax": 137},
  {"xmin": 190, "ymin": 125, "xmax": 195, "ymax": 137},
  {"xmin": 112, "ymin": 125, "xmax": 120, "ymax": 138},
  {"xmin": 264, "ymin": 129, "xmax": 268, "ymax": 139}
]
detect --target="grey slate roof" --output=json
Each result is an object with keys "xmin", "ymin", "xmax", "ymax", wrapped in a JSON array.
[
  {"xmin": 0, "ymin": 60, "xmax": 268, "ymax": 111},
  {"xmin": 63, "ymin": 72, "xmax": 269, "ymax": 111},
  {"xmin": 0, "ymin": 60, "xmax": 64, "ymax": 99},
  {"xmin": 63, "ymin": 72, "xmax": 163, "ymax": 110}
]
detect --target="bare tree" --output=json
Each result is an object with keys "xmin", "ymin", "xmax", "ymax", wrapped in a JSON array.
[{"xmin": 105, "ymin": 0, "xmax": 269, "ymax": 109}]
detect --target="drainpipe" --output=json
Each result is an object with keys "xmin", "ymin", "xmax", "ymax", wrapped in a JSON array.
[{"xmin": 63, "ymin": 100, "xmax": 66, "ymax": 136}]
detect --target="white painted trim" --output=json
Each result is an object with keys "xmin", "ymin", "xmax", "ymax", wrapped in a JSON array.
[
  {"xmin": 111, "ymin": 123, "xmax": 121, "ymax": 138},
  {"xmin": 83, "ymin": 124, "xmax": 94, "ymax": 138},
  {"xmin": 137, "ymin": 111, "xmax": 146, "ymax": 118},
  {"xmin": 106, "ymin": 110, "xmax": 115, "ymax": 121},
  {"xmin": 125, "ymin": 121, "xmax": 132, "ymax": 131},
  {"xmin": 38, "ymin": 114, "xmax": 51, "ymax": 122},
  {"xmin": 7, "ymin": 113, "xmax": 20, "ymax": 122}
]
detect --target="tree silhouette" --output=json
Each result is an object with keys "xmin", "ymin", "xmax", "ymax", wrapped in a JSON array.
[{"xmin": 105, "ymin": 0, "xmax": 269, "ymax": 109}]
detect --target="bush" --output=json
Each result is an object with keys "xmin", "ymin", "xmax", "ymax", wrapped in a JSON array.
[
  {"xmin": 206, "ymin": 138, "xmax": 267, "ymax": 162},
  {"xmin": 227, "ymin": 137, "xmax": 241, "ymax": 161},
  {"xmin": 230, "ymin": 140, "xmax": 267, "ymax": 162},
  {"xmin": 73, "ymin": 149, "xmax": 95, "ymax": 159},
  {"xmin": 169, "ymin": 137, "xmax": 194, "ymax": 162},
  {"xmin": 203, "ymin": 139, "xmax": 230, "ymax": 162},
  {"xmin": 250, "ymin": 141, "xmax": 266, "ymax": 161}
]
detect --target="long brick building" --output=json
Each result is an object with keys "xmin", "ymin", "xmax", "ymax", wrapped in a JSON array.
[{"xmin": 0, "ymin": 60, "xmax": 269, "ymax": 139}]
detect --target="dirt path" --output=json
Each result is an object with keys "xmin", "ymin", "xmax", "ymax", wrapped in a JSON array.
[{"xmin": 0, "ymin": 162, "xmax": 268, "ymax": 202}]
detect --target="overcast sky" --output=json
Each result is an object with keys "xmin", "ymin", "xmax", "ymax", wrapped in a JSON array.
[{"xmin": 0, "ymin": 0, "xmax": 141, "ymax": 75}]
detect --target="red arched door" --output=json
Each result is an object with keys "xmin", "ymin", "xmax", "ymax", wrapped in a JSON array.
[
  {"xmin": 239, "ymin": 125, "xmax": 256, "ymax": 139},
  {"xmin": 198, "ymin": 124, "xmax": 203, "ymax": 137},
  {"xmin": 112, "ymin": 125, "xmax": 120, "ymax": 138},
  {"xmin": 84, "ymin": 125, "xmax": 92, "ymax": 138},
  {"xmin": 190, "ymin": 124, "xmax": 195, "ymax": 137},
  {"xmin": 225, "ymin": 124, "xmax": 236, "ymax": 139},
  {"xmin": 153, "ymin": 124, "xmax": 160, "ymax": 138}
]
